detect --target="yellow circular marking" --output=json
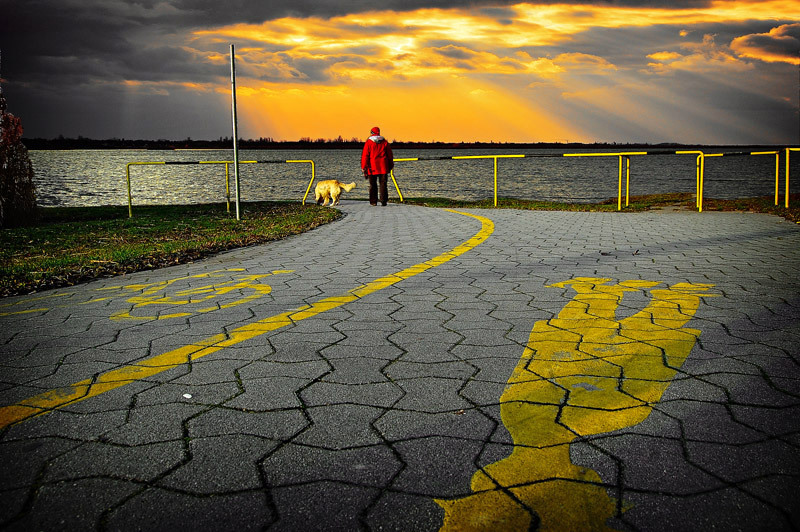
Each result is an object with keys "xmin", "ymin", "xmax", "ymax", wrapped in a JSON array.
[{"xmin": 109, "ymin": 270, "xmax": 293, "ymax": 321}]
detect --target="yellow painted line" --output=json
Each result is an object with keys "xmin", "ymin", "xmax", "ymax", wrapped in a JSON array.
[
  {"xmin": 0, "ymin": 293, "xmax": 72, "ymax": 316},
  {"xmin": 0, "ymin": 298, "xmax": 115, "ymax": 317},
  {"xmin": 0, "ymin": 270, "xmax": 273, "ymax": 319},
  {"xmin": 0, "ymin": 292, "xmax": 70, "ymax": 308},
  {"xmin": 0, "ymin": 210, "xmax": 494, "ymax": 429},
  {"xmin": 436, "ymin": 277, "xmax": 716, "ymax": 532},
  {"xmin": 0, "ymin": 307, "xmax": 50, "ymax": 317}
]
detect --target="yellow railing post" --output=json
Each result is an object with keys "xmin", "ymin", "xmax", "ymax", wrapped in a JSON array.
[
  {"xmin": 389, "ymin": 170, "xmax": 405, "ymax": 202},
  {"xmin": 677, "ymin": 151, "xmax": 705, "ymax": 212},
  {"xmin": 625, "ymin": 155, "xmax": 631, "ymax": 207},
  {"xmin": 615, "ymin": 155, "xmax": 633, "ymax": 209},
  {"xmin": 126, "ymin": 163, "xmax": 133, "ymax": 218},
  {"xmin": 290, "ymin": 160, "xmax": 316, "ymax": 204},
  {"xmin": 563, "ymin": 152, "xmax": 645, "ymax": 211},
  {"xmin": 617, "ymin": 155, "xmax": 623, "ymax": 211},
  {"xmin": 787, "ymin": 148, "xmax": 800, "ymax": 209},
  {"xmin": 389, "ymin": 158, "xmax": 418, "ymax": 203},
  {"xmin": 225, "ymin": 163, "xmax": 231, "ymax": 212},
  {"xmin": 787, "ymin": 148, "xmax": 791, "ymax": 209},
  {"xmin": 452, "ymin": 154, "xmax": 524, "ymax": 206},
  {"xmin": 702, "ymin": 153, "xmax": 725, "ymax": 212},
  {"xmin": 750, "ymin": 151, "xmax": 780, "ymax": 206},
  {"xmin": 200, "ymin": 160, "xmax": 247, "ymax": 212},
  {"xmin": 692, "ymin": 156, "xmax": 699, "ymax": 208},
  {"xmin": 698, "ymin": 154, "xmax": 704, "ymax": 211}
]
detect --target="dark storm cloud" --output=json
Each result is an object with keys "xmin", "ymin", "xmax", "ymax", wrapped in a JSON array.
[
  {"xmin": 731, "ymin": 23, "xmax": 800, "ymax": 63},
  {"xmin": 158, "ymin": 0, "xmax": 717, "ymax": 25},
  {"xmin": 1, "ymin": 0, "xmax": 789, "ymax": 142},
  {"xmin": 522, "ymin": 20, "xmax": 796, "ymax": 71},
  {"xmin": 268, "ymin": 53, "xmax": 379, "ymax": 83},
  {"xmin": 434, "ymin": 45, "xmax": 479, "ymax": 60},
  {"xmin": 479, "ymin": 7, "xmax": 517, "ymax": 25},
  {"xmin": 1, "ymin": 2, "xmax": 133, "ymax": 79},
  {"xmin": 100, "ymin": 0, "xmax": 710, "ymax": 31},
  {"xmin": 0, "ymin": 0, "xmax": 719, "ymax": 84},
  {"xmin": 1, "ymin": 1, "xmax": 218, "ymax": 87}
]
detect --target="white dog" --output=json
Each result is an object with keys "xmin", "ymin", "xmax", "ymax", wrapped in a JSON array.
[{"xmin": 314, "ymin": 180, "xmax": 356, "ymax": 206}]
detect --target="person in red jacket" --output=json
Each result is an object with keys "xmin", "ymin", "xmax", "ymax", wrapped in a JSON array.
[{"xmin": 361, "ymin": 126, "xmax": 394, "ymax": 206}]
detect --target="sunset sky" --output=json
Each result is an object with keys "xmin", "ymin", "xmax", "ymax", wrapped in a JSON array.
[{"xmin": 1, "ymin": 0, "xmax": 799, "ymax": 144}]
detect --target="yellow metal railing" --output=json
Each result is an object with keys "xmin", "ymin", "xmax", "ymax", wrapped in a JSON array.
[
  {"xmin": 749, "ymin": 151, "xmax": 781, "ymax": 206},
  {"xmin": 452, "ymin": 155, "xmax": 526, "ymax": 206},
  {"xmin": 126, "ymin": 159, "xmax": 316, "ymax": 217},
  {"xmin": 786, "ymin": 148, "xmax": 799, "ymax": 208},
  {"xmin": 128, "ymin": 147, "xmax": 797, "ymax": 215},
  {"xmin": 676, "ymin": 151, "xmax": 705, "ymax": 211},
  {"xmin": 197, "ymin": 160, "xmax": 237, "ymax": 213},
  {"xmin": 395, "ymin": 148, "xmax": 797, "ymax": 212},
  {"xmin": 562, "ymin": 152, "xmax": 647, "ymax": 211},
  {"xmin": 126, "ymin": 162, "xmax": 167, "ymax": 218},
  {"xmin": 389, "ymin": 159, "xmax": 418, "ymax": 202},
  {"xmin": 390, "ymin": 149, "xmax": 796, "ymax": 212},
  {"xmin": 291, "ymin": 160, "xmax": 317, "ymax": 204},
  {"xmin": 676, "ymin": 151, "xmax": 728, "ymax": 212},
  {"xmin": 675, "ymin": 151, "xmax": 726, "ymax": 212},
  {"xmin": 673, "ymin": 149, "xmax": 793, "ymax": 212},
  {"xmin": 302, "ymin": 162, "xmax": 404, "ymax": 203}
]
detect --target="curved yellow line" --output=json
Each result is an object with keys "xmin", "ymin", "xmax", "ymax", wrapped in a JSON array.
[{"xmin": 0, "ymin": 210, "xmax": 494, "ymax": 429}]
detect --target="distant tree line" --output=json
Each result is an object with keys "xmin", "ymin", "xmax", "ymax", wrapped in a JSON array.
[{"xmin": 21, "ymin": 135, "xmax": 720, "ymax": 151}]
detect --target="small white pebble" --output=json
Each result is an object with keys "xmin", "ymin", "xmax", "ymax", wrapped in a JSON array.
[{"xmin": 183, "ymin": 393, "xmax": 192, "ymax": 399}]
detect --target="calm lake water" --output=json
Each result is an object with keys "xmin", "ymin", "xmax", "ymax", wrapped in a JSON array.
[{"xmin": 29, "ymin": 148, "xmax": 797, "ymax": 207}]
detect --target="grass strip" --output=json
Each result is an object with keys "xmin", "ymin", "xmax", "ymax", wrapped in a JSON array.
[{"xmin": 1, "ymin": 202, "xmax": 341, "ymax": 297}]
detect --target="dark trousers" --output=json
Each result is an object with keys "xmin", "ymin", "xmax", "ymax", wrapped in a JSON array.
[{"xmin": 368, "ymin": 173, "xmax": 388, "ymax": 205}]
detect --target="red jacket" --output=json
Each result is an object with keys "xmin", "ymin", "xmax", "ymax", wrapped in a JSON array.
[{"xmin": 361, "ymin": 136, "xmax": 394, "ymax": 176}]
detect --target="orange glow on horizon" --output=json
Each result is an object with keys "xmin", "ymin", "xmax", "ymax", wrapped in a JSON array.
[{"xmin": 235, "ymin": 79, "xmax": 584, "ymax": 143}]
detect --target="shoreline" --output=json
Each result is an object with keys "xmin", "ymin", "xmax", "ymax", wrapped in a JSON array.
[{"xmin": 23, "ymin": 137, "xmax": 795, "ymax": 152}]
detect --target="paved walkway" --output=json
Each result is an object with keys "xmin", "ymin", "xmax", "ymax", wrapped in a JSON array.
[{"xmin": 1, "ymin": 202, "xmax": 799, "ymax": 532}]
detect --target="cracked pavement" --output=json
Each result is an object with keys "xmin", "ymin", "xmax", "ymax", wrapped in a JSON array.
[{"xmin": 1, "ymin": 202, "xmax": 799, "ymax": 531}]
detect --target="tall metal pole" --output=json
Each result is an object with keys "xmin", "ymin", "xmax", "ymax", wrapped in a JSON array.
[{"xmin": 230, "ymin": 44, "xmax": 241, "ymax": 220}]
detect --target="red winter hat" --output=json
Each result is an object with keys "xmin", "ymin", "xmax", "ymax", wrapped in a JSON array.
[{"xmin": 370, "ymin": 126, "xmax": 380, "ymax": 135}]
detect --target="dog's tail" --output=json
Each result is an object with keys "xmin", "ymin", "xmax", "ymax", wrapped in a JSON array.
[{"xmin": 342, "ymin": 182, "xmax": 356, "ymax": 192}]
